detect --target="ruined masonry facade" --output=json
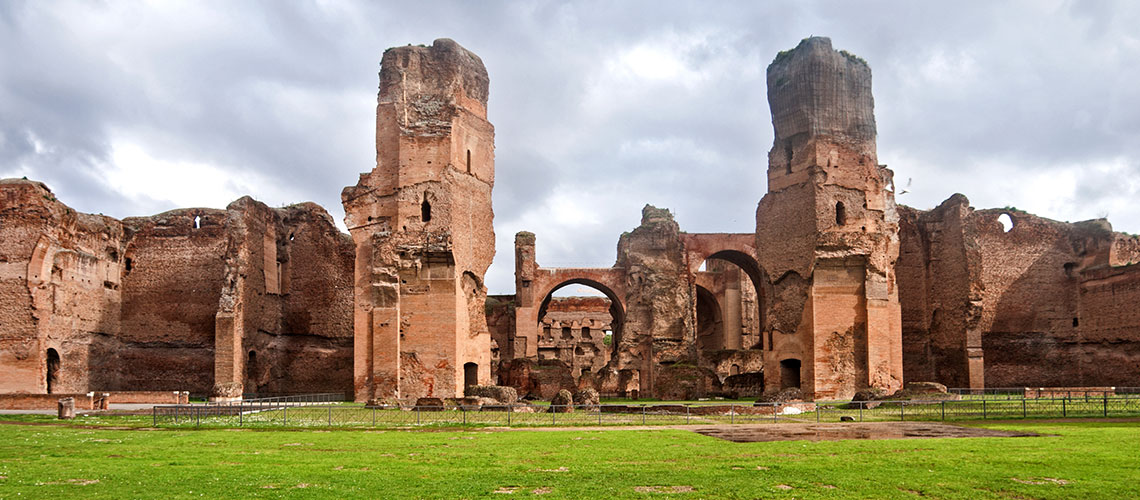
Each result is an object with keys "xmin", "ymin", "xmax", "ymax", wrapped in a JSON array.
[{"xmin": 2, "ymin": 37, "xmax": 1139, "ymax": 403}]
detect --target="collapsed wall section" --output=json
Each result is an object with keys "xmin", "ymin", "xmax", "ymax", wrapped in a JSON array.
[
  {"xmin": 0, "ymin": 180, "xmax": 125, "ymax": 394},
  {"xmin": 1, "ymin": 179, "xmax": 355, "ymax": 397},
  {"xmin": 898, "ymin": 196, "xmax": 1140, "ymax": 388}
]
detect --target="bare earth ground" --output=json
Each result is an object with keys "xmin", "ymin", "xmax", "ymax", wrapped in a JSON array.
[{"xmin": 688, "ymin": 421, "xmax": 1040, "ymax": 442}]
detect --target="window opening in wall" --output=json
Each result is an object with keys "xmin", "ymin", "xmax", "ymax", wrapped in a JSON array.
[
  {"xmin": 124, "ymin": 258, "xmax": 133, "ymax": 273},
  {"xmin": 730, "ymin": 364, "xmax": 741, "ymax": 376},
  {"xmin": 543, "ymin": 325, "xmax": 552, "ymax": 341},
  {"xmin": 289, "ymin": 232, "xmax": 295, "ymax": 242},
  {"xmin": 779, "ymin": 358, "xmax": 801, "ymax": 389},
  {"xmin": 193, "ymin": 215, "xmax": 201, "ymax": 229},
  {"xmin": 561, "ymin": 326, "xmax": 573, "ymax": 340},
  {"xmin": 767, "ymin": 331, "xmax": 774, "ymax": 351},
  {"xmin": 998, "ymin": 213, "xmax": 1014, "ymax": 232},
  {"xmin": 581, "ymin": 326, "xmax": 590, "ymax": 338},
  {"xmin": 463, "ymin": 362, "xmax": 478, "ymax": 388},
  {"xmin": 46, "ymin": 348, "xmax": 60, "ymax": 394},
  {"xmin": 466, "ymin": 149, "xmax": 472, "ymax": 174},
  {"xmin": 1072, "ymin": 317, "xmax": 1079, "ymax": 328},
  {"xmin": 603, "ymin": 330, "xmax": 613, "ymax": 347},
  {"xmin": 421, "ymin": 193, "xmax": 432, "ymax": 222},
  {"xmin": 835, "ymin": 202, "xmax": 847, "ymax": 226}
]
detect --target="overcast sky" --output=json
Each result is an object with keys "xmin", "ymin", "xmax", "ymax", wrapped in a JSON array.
[{"xmin": 2, "ymin": 0, "xmax": 1139, "ymax": 294}]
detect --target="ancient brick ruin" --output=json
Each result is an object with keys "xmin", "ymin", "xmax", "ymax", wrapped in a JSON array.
[{"xmin": 2, "ymin": 37, "xmax": 1138, "ymax": 403}]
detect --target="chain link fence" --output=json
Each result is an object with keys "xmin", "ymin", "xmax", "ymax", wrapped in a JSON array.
[{"xmin": 153, "ymin": 394, "xmax": 1140, "ymax": 428}]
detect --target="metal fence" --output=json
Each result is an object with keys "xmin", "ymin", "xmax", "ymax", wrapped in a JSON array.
[
  {"xmin": 947, "ymin": 387, "xmax": 1140, "ymax": 399},
  {"xmin": 203, "ymin": 393, "xmax": 344, "ymax": 407},
  {"xmin": 152, "ymin": 396, "xmax": 1140, "ymax": 428}
]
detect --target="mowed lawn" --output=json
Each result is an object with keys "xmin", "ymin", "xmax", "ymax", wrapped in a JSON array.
[{"xmin": 0, "ymin": 420, "xmax": 1137, "ymax": 499}]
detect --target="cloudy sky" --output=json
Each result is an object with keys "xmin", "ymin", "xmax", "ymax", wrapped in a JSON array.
[{"xmin": 2, "ymin": 0, "xmax": 1139, "ymax": 294}]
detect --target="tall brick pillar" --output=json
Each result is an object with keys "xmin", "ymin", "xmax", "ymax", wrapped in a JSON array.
[
  {"xmin": 756, "ymin": 37, "xmax": 903, "ymax": 400},
  {"xmin": 342, "ymin": 39, "xmax": 495, "ymax": 402}
]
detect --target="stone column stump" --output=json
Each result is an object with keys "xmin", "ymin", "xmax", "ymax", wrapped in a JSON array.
[{"xmin": 57, "ymin": 397, "xmax": 75, "ymax": 420}]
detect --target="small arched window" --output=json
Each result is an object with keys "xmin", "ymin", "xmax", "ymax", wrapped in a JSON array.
[
  {"xmin": 421, "ymin": 192, "xmax": 432, "ymax": 223},
  {"xmin": 466, "ymin": 149, "xmax": 472, "ymax": 174},
  {"xmin": 193, "ymin": 215, "xmax": 201, "ymax": 229},
  {"xmin": 835, "ymin": 202, "xmax": 847, "ymax": 226}
]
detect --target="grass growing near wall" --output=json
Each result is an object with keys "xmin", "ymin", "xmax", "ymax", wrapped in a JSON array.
[{"xmin": 0, "ymin": 420, "xmax": 1137, "ymax": 498}]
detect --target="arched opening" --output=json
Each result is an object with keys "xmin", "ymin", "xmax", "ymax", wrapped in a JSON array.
[
  {"xmin": 46, "ymin": 348, "xmax": 60, "ymax": 394},
  {"xmin": 537, "ymin": 280, "xmax": 624, "ymax": 381},
  {"xmin": 466, "ymin": 149, "xmax": 472, "ymax": 174},
  {"xmin": 835, "ymin": 201, "xmax": 846, "ymax": 226},
  {"xmin": 697, "ymin": 251, "xmax": 765, "ymax": 352},
  {"xmin": 779, "ymin": 358, "xmax": 801, "ymax": 389},
  {"xmin": 730, "ymin": 364, "xmax": 741, "ymax": 376},
  {"xmin": 998, "ymin": 213, "xmax": 1014, "ymax": 232},
  {"xmin": 463, "ymin": 362, "xmax": 478, "ymax": 388},
  {"xmin": 421, "ymin": 193, "xmax": 432, "ymax": 223},
  {"xmin": 193, "ymin": 215, "xmax": 201, "ymax": 229},
  {"xmin": 695, "ymin": 285, "xmax": 723, "ymax": 352}
]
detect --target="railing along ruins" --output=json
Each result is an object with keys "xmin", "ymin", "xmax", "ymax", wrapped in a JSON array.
[{"xmin": 153, "ymin": 391, "xmax": 1140, "ymax": 428}]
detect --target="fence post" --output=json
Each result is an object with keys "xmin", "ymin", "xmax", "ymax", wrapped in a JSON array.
[
  {"xmin": 686, "ymin": 405, "xmax": 691, "ymax": 425},
  {"xmin": 463, "ymin": 407, "xmax": 467, "ymax": 425},
  {"xmin": 773, "ymin": 404, "xmax": 778, "ymax": 423},
  {"xmin": 416, "ymin": 407, "xmax": 420, "ymax": 425},
  {"xmin": 900, "ymin": 402, "xmax": 905, "ymax": 422},
  {"xmin": 153, "ymin": 406, "xmax": 157, "ymax": 427},
  {"xmin": 552, "ymin": 406, "xmax": 556, "ymax": 426},
  {"xmin": 284, "ymin": 406, "xmax": 288, "ymax": 426},
  {"xmin": 508, "ymin": 406, "xmax": 512, "ymax": 427},
  {"xmin": 941, "ymin": 400, "xmax": 945, "ymax": 421},
  {"xmin": 1022, "ymin": 398, "xmax": 1027, "ymax": 418},
  {"xmin": 642, "ymin": 405, "xmax": 647, "ymax": 425},
  {"xmin": 859, "ymin": 402, "xmax": 863, "ymax": 422},
  {"xmin": 816, "ymin": 404, "xmax": 820, "ymax": 423},
  {"xmin": 730, "ymin": 405, "xmax": 734, "ymax": 425},
  {"xmin": 1062, "ymin": 398, "xmax": 1066, "ymax": 417},
  {"xmin": 598, "ymin": 406, "xmax": 602, "ymax": 425},
  {"xmin": 239, "ymin": 402, "xmax": 243, "ymax": 427},
  {"xmin": 1104, "ymin": 394, "xmax": 1108, "ymax": 417},
  {"xmin": 372, "ymin": 406, "xmax": 376, "ymax": 427},
  {"xmin": 983, "ymin": 399, "xmax": 987, "ymax": 420},
  {"xmin": 196, "ymin": 406, "xmax": 200, "ymax": 427},
  {"xmin": 328, "ymin": 406, "xmax": 332, "ymax": 426}
]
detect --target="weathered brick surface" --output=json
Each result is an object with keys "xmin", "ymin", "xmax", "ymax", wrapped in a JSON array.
[
  {"xmin": 0, "ymin": 179, "xmax": 354, "ymax": 398},
  {"xmin": 898, "ymin": 197, "xmax": 1140, "ymax": 388},
  {"xmin": 754, "ymin": 37, "xmax": 902, "ymax": 400},
  {"xmin": 342, "ymin": 39, "xmax": 494, "ymax": 401}
]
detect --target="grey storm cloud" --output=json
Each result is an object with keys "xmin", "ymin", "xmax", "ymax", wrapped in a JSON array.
[{"xmin": 2, "ymin": 0, "xmax": 1139, "ymax": 294}]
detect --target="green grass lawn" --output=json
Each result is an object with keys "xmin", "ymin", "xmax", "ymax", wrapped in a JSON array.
[{"xmin": 0, "ymin": 420, "xmax": 1137, "ymax": 498}]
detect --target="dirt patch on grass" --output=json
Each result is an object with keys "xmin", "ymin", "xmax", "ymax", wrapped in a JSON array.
[
  {"xmin": 1011, "ymin": 477, "xmax": 1069, "ymax": 485},
  {"xmin": 692, "ymin": 422, "xmax": 1040, "ymax": 442},
  {"xmin": 39, "ymin": 478, "xmax": 99, "ymax": 486},
  {"xmin": 634, "ymin": 486, "xmax": 694, "ymax": 493}
]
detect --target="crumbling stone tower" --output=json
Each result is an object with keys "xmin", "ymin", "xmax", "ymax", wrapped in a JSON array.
[
  {"xmin": 755, "ymin": 37, "xmax": 903, "ymax": 399},
  {"xmin": 342, "ymin": 39, "xmax": 495, "ymax": 402}
]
